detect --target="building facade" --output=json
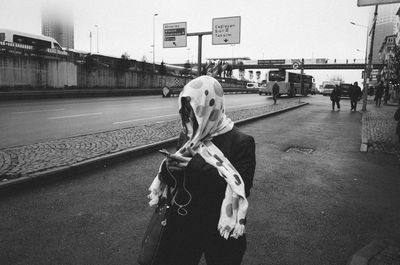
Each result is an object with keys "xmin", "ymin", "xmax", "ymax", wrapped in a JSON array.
[{"xmin": 368, "ymin": 3, "xmax": 399, "ymax": 64}]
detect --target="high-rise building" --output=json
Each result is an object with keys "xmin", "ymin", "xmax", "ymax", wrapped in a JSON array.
[
  {"xmin": 41, "ymin": 5, "xmax": 74, "ymax": 49},
  {"xmin": 368, "ymin": 3, "xmax": 399, "ymax": 64}
]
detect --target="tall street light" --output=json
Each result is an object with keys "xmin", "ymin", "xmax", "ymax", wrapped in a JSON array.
[
  {"xmin": 350, "ymin": 21, "xmax": 369, "ymax": 111},
  {"xmin": 153, "ymin": 14, "xmax": 158, "ymax": 72},
  {"xmin": 186, "ymin": 47, "xmax": 190, "ymax": 62},
  {"xmin": 94, "ymin": 25, "xmax": 99, "ymax": 54}
]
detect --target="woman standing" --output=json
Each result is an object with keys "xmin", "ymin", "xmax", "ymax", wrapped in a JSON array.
[{"xmin": 147, "ymin": 76, "xmax": 256, "ymax": 265}]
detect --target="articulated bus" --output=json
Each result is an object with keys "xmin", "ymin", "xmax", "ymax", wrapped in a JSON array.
[
  {"xmin": 259, "ymin": 70, "xmax": 315, "ymax": 97},
  {"xmin": 0, "ymin": 28, "xmax": 63, "ymax": 50}
]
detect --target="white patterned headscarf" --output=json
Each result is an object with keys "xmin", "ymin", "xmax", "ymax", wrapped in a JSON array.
[{"xmin": 148, "ymin": 75, "xmax": 248, "ymax": 239}]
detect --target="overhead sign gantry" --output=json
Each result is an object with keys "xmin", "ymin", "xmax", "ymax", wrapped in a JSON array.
[{"xmin": 163, "ymin": 16, "xmax": 241, "ymax": 75}]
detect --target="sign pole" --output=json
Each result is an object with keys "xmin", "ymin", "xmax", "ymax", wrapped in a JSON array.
[
  {"xmin": 187, "ymin": 32, "xmax": 212, "ymax": 76},
  {"xmin": 300, "ymin": 58, "xmax": 304, "ymax": 103}
]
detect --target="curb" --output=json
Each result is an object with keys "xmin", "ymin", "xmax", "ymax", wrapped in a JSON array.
[
  {"xmin": 0, "ymin": 102, "xmax": 308, "ymax": 191},
  {"xmin": 348, "ymin": 239, "xmax": 400, "ymax": 265}
]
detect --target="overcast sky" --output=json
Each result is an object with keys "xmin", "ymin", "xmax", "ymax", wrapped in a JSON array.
[{"xmin": 0, "ymin": 0, "xmax": 375, "ymax": 85}]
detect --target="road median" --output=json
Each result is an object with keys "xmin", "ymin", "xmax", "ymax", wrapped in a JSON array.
[{"xmin": 0, "ymin": 100, "xmax": 308, "ymax": 190}]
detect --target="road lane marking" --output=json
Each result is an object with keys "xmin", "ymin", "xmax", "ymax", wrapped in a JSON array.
[
  {"xmin": 12, "ymin": 109, "xmax": 66, "ymax": 114},
  {"xmin": 113, "ymin": 103, "xmax": 265, "ymax": 125},
  {"xmin": 226, "ymin": 103, "xmax": 266, "ymax": 109},
  {"xmin": 113, "ymin": 114, "xmax": 178, "ymax": 125},
  {"xmin": 48, "ymin": 112, "xmax": 103, "ymax": 120}
]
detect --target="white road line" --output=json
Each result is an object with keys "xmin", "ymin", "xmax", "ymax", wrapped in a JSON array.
[
  {"xmin": 226, "ymin": 103, "xmax": 265, "ymax": 109},
  {"xmin": 12, "ymin": 109, "xmax": 66, "ymax": 114},
  {"xmin": 48, "ymin": 112, "xmax": 103, "ymax": 120},
  {"xmin": 113, "ymin": 114, "xmax": 178, "ymax": 125}
]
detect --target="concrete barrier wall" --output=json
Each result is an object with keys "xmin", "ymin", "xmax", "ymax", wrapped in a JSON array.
[
  {"xmin": 0, "ymin": 55, "xmax": 77, "ymax": 89},
  {"xmin": 0, "ymin": 52, "xmax": 245, "ymax": 91}
]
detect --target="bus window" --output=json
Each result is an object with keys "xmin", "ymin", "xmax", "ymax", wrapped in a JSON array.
[
  {"xmin": 53, "ymin": 42, "xmax": 62, "ymax": 50},
  {"xmin": 0, "ymin": 33, "xmax": 5, "ymax": 42},
  {"xmin": 13, "ymin": 34, "xmax": 52, "ymax": 49},
  {"xmin": 268, "ymin": 70, "xmax": 285, "ymax": 81}
]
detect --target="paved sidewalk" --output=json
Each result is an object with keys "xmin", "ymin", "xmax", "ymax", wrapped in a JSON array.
[
  {"xmin": 350, "ymin": 100, "xmax": 400, "ymax": 265},
  {"xmin": 361, "ymin": 99, "xmax": 400, "ymax": 159},
  {"xmin": 0, "ymin": 100, "xmax": 304, "ymax": 185}
]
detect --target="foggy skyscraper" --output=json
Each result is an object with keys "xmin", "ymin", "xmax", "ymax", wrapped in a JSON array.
[{"xmin": 41, "ymin": 4, "xmax": 74, "ymax": 49}]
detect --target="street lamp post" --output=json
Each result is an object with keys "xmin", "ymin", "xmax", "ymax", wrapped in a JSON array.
[
  {"xmin": 350, "ymin": 21, "xmax": 370, "ymax": 111},
  {"xmin": 94, "ymin": 25, "xmax": 99, "ymax": 54},
  {"xmin": 153, "ymin": 14, "xmax": 158, "ymax": 73},
  {"xmin": 89, "ymin": 31, "xmax": 92, "ymax": 54}
]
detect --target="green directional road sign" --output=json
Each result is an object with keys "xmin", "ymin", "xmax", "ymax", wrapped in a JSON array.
[{"xmin": 163, "ymin": 22, "xmax": 187, "ymax": 48}]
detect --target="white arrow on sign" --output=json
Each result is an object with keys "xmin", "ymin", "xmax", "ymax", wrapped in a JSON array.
[{"xmin": 293, "ymin": 62, "xmax": 299, "ymax": 70}]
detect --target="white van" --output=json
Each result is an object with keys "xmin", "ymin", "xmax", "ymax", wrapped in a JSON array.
[{"xmin": 321, "ymin": 82, "xmax": 336, "ymax": 96}]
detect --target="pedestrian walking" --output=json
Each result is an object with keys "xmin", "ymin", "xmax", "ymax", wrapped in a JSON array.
[
  {"xmin": 374, "ymin": 80, "xmax": 384, "ymax": 107},
  {"xmin": 395, "ymin": 104, "xmax": 400, "ymax": 143},
  {"xmin": 272, "ymin": 81, "xmax": 280, "ymax": 105},
  {"xmin": 384, "ymin": 84, "xmax": 390, "ymax": 105},
  {"xmin": 330, "ymin": 85, "xmax": 341, "ymax": 111},
  {"xmin": 350, "ymin": 81, "xmax": 362, "ymax": 111},
  {"xmin": 142, "ymin": 76, "xmax": 256, "ymax": 265}
]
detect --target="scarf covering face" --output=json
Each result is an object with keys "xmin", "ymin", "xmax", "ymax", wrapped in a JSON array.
[{"xmin": 148, "ymin": 75, "xmax": 248, "ymax": 239}]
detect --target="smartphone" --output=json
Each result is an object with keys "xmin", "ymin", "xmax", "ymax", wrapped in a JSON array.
[{"xmin": 158, "ymin": 149, "xmax": 171, "ymax": 157}]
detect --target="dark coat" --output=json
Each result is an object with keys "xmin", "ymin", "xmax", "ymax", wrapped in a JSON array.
[
  {"xmin": 350, "ymin": 85, "xmax": 362, "ymax": 101},
  {"xmin": 330, "ymin": 88, "xmax": 341, "ymax": 101},
  {"xmin": 395, "ymin": 108, "xmax": 400, "ymax": 135},
  {"xmin": 375, "ymin": 83, "xmax": 384, "ymax": 98},
  {"xmin": 272, "ymin": 83, "xmax": 280, "ymax": 95},
  {"xmin": 158, "ymin": 126, "xmax": 256, "ymax": 263}
]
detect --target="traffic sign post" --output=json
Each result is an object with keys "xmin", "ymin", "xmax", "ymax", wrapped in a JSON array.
[
  {"xmin": 162, "ymin": 16, "xmax": 240, "ymax": 76},
  {"xmin": 163, "ymin": 22, "xmax": 187, "ymax": 48},
  {"xmin": 300, "ymin": 58, "xmax": 304, "ymax": 103},
  {"xmin": 212, "ymin": 16, "xmax": 241, "ymax": 45}
]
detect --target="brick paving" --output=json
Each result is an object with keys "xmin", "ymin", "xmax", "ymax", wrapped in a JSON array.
[
  {"xmin": 0, "ymin": 101, "xmax": 300, "ymax": 181},
  {"xmin": 362, "ymin": 100, "xmax": 400, "ymax": 159}
]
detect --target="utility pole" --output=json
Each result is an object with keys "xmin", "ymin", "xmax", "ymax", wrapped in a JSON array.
[
  {"xmin": 94, "ymin": 25, "xmax": 99, "ymax": 54},
  {"xmin": 362, "ymin": 5, "xmax": 378, "ymax": 111},
  {"xmin": 153, "ymin": 14, "xmax": 158, "ymax": 73},
  {"xmin": 89, "ymin": 31, "xmax": 92, "ymax": 54}
]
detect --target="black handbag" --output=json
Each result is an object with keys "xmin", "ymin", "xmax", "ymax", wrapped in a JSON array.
[{"xmin": 137, "ymin": 189, "xmax": 171, "ymax": 265}]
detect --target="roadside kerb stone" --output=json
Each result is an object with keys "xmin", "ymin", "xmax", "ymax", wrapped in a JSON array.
[
  {"xmin": 0, "ymin": 101, "xmax": 308, "ymax": 190},
  {"xmin": 348, "ymin": 239, "xmax": 400, "ymax": 265}
]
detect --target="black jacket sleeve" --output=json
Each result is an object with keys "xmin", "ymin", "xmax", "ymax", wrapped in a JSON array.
[
  {"xmin": 230, "ymin": 136, "xmax": 256, "ymax": 197},
  {"xmin": 183, "ymin": 133, "xmax": 256, "ymax": 198},
  {"xmin": 395, "ymin": 108, "xmax": 400, "ymax": 121}
]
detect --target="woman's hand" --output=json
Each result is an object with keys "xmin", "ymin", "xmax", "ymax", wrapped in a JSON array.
[{"xmin": 166, "ymin": 147, "xmax": 195, "ymax": 172}]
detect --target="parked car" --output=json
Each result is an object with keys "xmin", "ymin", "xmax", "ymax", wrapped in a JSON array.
[{"xmin": 339, "ymin": 83, "xmax": 352, "ymax": 97}]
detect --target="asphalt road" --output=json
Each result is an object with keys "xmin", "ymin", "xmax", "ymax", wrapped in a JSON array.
[
  {"xmin": 0, "ymin": 94, "xmax": 271, "ymax": 148},
  {"xmin": 1, "ymin": 96, "xmax": 399, "ymax": 265}
]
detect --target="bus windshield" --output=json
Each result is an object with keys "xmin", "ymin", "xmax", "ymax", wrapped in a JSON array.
[{"xmin": 268, "ymin": 71, "xmax": 285, "ymax": 81}]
